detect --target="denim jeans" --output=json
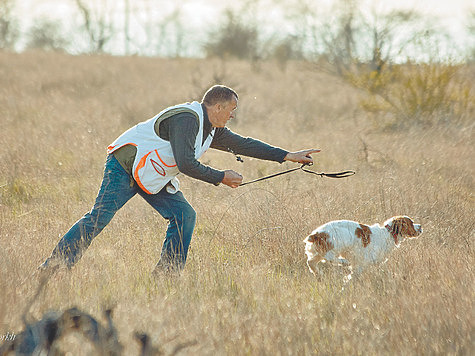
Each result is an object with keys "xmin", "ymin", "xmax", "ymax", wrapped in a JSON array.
[{"xmin": 48, "ymin": 154, "xmax": 196, "ymax": 271}]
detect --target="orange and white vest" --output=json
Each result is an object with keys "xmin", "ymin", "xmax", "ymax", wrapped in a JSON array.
[{"xmin": 107, "ymin": 101, "xmax": 215, "ymax": 194}]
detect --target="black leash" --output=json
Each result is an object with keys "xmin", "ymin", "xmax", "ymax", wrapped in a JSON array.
[{"xmin": 239, "ymin": 163, "xmax": 355, "ymax": 186}]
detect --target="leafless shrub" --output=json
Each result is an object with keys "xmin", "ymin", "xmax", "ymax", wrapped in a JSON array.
[{"xmin": 25, "ymin": 18, "xmax": 68, "ymax": 52}]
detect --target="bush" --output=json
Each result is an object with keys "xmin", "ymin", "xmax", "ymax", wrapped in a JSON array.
[{"xmin": 346, "ymin": 62, "xmax": 474, "ymax": 128}]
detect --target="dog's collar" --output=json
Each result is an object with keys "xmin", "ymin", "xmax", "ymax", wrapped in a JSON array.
[{"xmin": 385, "ymin": 224, "xmax": 399, "ymax": 244}]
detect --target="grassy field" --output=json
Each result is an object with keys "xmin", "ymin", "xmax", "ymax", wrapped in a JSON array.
[{"xmin": 0, "ymin": 51, "xmax": 473, "ymax": 355}]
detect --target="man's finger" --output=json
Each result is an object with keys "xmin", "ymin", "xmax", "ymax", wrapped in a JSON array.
[{"xmin": 305, "ymin": 149, "xmax": 321, "ymax": 154}]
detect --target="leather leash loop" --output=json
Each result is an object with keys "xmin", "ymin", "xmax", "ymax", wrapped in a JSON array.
[{"xmin": 300, "ymin": 166, "xmax": 356, "ymax": 178}]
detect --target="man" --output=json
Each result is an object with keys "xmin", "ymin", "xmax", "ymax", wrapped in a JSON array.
[{"xmin": 39, "ymin": 85, "xmax": 319, "ymax": 274}]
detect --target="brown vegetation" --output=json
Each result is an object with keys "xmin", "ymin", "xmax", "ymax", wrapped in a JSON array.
[{"xmin": 0, "ymin": 51, "xmax": 473, "ymax": 355}]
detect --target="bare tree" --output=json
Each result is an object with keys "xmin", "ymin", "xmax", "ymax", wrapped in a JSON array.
[
  {"xmin": 73, "ymin": 0, "xmax": 116, "ymax": 53},
  {"xmin": 171, "ymin": 7, "xmax": 185, "ymax": 58},
  {"xmin": 129, "ymin": 1, "xmax": 186, "ymax": 57},
  {"xmin": 316, "ymin": 0, "xmax": 430, "ymax": 76},
  {"xmin": 203, "ymin": 8, "xmax": 259, "ymax": 60},
  {"xmin": 317, "ymin": 0, "xmax": 359, "ymax": 75},
  {"xmin": 280, "ymin": 0, "xmax": 320, "ymax": 59},
  {"xmin": 124, "ymin": 0, "xmax": 130, "ymax": 55},
  {"xmin": 363, "ymin": 10, "xmax": 428, "ymax": 71},
  {"xmin": 157, "ymin": 6, "xmax": 185, "ymax": 58},
  {"xmin": 0, "ymin": 0, "xmax": 19, "ymax": 50}
]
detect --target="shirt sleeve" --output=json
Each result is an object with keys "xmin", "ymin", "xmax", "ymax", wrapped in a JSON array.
[
  {"xmin": 167, "ymin": 113, "xmax": 225, "ymax": 185},
  {"xmin": 211, "ymin": 127, "xmax": 289, "ymax": 163}
]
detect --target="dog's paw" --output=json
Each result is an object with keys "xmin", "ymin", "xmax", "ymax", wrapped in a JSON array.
[{"xmin": 343, "ymin": 273, "xmax": 353, "ymax": 284}]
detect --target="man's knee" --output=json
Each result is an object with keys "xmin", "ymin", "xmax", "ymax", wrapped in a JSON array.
[
  {"xmin": 169, "ymin": 204, "xmax": 196, "ymax": 238},
  {"xmin": 85, "ymin": 206, "xmax": 115, "ymax": 230},
  {"xmin": 181, "ymin": 204, "xmax": 196, "ymax": 226}
]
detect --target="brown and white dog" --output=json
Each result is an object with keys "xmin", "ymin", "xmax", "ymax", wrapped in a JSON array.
[{"xmin": 304, "ymin": 216, "xmax": 422, "ymax": 279}]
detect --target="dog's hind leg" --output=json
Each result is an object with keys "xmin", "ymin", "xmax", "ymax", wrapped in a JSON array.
[
  {"xmin": 343, "ymin": 265, "xmax": 366, "ymax": 284},
  {"xmin": 337, "ymin": 257, "xmax": 350, "ymax": 266}
]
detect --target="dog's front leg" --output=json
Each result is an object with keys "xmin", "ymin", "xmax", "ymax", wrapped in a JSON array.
[
  {"xmin": 344, "ymin": 265, "xmax": 365, "ymax": 283},
  {"xmin": 307, "ymin": 257, "xmax": 323, "ymax": 277}
]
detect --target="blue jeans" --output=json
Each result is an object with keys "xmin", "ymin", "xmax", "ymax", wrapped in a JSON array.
[{"xmin": 48, "ymin": 154, "xmax": 196, "ymax": 272}]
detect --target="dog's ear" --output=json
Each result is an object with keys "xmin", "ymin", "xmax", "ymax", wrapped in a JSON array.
[
  {"xmin": 389, "ymin": 217, "xmax": 402, "ymax": 236},
  {"xmin": 392, "ymin": 216, "xmax": 417, "ymax": 237}
]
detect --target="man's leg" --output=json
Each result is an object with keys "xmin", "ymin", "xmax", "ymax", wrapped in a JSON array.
[
  {"xmin": 139, "ymin": 188, "xmax": 196, "ymax": 273},
  {"xmin": 41, "ymin": 154, "xmax": 137, "ymax": 269}
]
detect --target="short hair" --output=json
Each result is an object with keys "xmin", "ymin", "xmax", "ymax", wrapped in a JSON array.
[{"xmin": 202, "ymin": 85, "xmax": 238, "ymax": 106}]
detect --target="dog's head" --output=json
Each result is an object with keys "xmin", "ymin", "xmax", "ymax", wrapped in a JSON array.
[{"xmin": 384, "ymin": 216, "xmax": 422, "ymax": 245}]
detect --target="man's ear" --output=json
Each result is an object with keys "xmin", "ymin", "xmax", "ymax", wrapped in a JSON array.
[{"xmin": 208, "ymin": 103, "xmax": 218, "ymax": 113}]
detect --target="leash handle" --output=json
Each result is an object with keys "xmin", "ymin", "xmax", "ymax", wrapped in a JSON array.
[{"xmin": 239, "ymin": 166, "xmax": 301, "ymax": 186}]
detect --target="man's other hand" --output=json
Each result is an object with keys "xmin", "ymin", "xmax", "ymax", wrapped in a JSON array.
[{"xmin": 222, "ymin": 170, "xmax": 243, "ymax": 188}]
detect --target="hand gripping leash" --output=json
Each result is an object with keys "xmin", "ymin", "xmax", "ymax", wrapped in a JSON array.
[{"xmin": 239, "ymin": 163, "xmax": 355, "ymax": 187}]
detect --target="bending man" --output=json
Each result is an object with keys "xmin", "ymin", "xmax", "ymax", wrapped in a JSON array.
[{"xmin": 40, "ymin": 85, "xmax": 319, "ymax": 274}]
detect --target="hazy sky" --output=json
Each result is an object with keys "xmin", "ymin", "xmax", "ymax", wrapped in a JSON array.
[
  {"xmin": 13, "ymin": 0, "xmax": 474, "ymax": 56},
  {"xmin": 17, "ymin": 0, "xmax": 473, "ymax": 19}
]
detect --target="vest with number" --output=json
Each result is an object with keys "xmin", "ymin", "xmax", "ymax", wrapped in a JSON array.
[{"xmin": 107, "ymin": 101, "xmax": 214, "ymax": 194}]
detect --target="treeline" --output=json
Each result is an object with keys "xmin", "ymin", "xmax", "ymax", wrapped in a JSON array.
[{"xmin": 1, "ymin": 0, "xmax": 474, "ymax": 63}]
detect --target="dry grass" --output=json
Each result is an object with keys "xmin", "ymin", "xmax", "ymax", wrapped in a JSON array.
[{"xmin": 0, "ymin": 51, "xmax": 473, "ymax": 355}]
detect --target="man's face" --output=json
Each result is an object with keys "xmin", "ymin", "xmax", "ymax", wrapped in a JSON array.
[{"xmin": 209, "ymin": 96, "xmax": 238, "ymax": 127}]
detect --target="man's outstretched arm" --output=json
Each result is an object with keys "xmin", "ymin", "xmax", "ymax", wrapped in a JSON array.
[{"xmin": 211, "ymin": 127, "xmax": 320, "ymax": 164}]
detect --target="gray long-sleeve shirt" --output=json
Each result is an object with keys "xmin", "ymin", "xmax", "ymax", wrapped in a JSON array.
[{"xmin": 113, "ymin": 103, "xmax": 288, "ymax": 186}]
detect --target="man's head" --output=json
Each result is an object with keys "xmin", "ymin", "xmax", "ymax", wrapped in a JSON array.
[{"xmin": 202, "ymin": 85, "xmax": 238, "ymax": 127}]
